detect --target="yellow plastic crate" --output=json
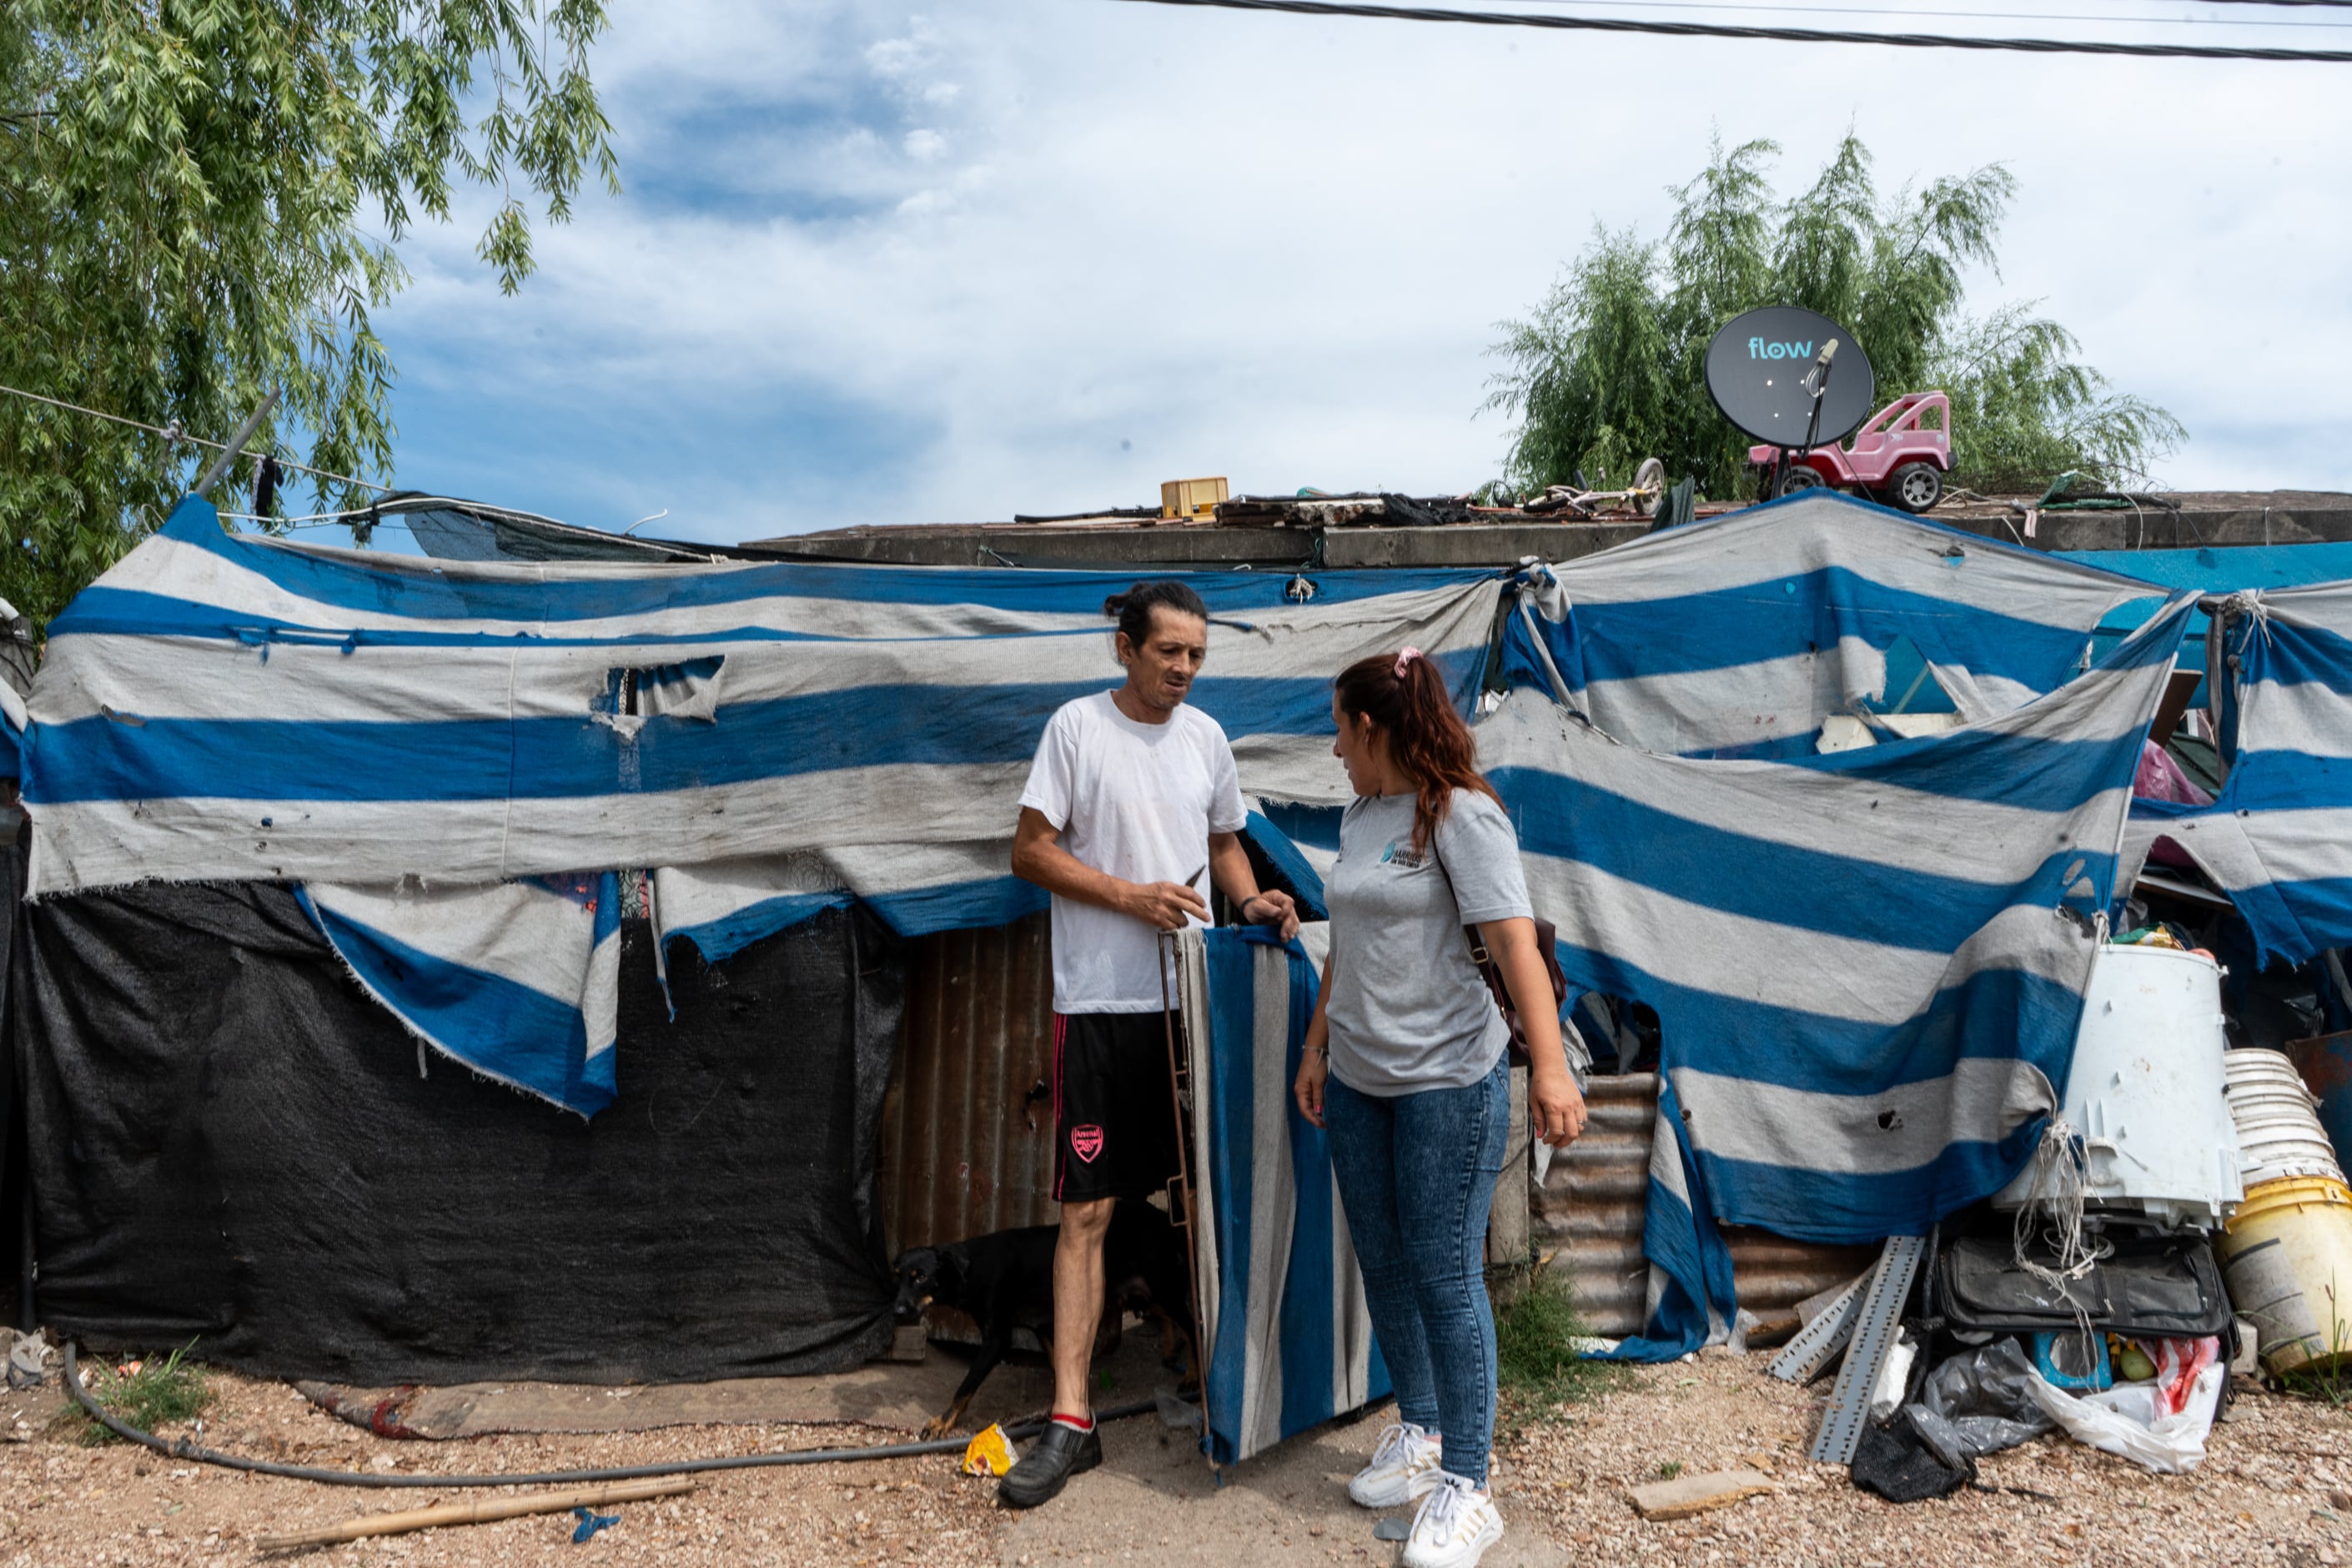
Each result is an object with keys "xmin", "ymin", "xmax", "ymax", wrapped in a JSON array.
[{"xmin": 1160, "ymin": 476, "xmax": 1229, "ymax": 520}]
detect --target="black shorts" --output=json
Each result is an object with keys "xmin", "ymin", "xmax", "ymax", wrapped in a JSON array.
[{"xmin": 1052, "ymin": 1011, "xmax": 1184, "ymax": 1205}]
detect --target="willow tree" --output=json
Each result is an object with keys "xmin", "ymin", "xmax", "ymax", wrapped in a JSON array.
[
  {"xmin": 0, "ymin": 0, "xmax": 620, "ymax": 626},
  {"xmin": 1485, "ymin": 135, "xmax": 2183, "ymax": 501}
]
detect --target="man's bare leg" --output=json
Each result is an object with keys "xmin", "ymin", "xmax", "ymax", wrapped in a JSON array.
[
  {"xmin": 1001, "ymin": 1194, "xmax": 1117, "ymax": 1508},
  {"xmin": 1051, "ymin": 1196, "xmax": 1115, "ymax": 1416}
]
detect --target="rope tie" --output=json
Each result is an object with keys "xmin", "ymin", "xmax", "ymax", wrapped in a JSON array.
[
  {"xmin": 2010, "ymin": 1117, "xmax": 2112, "ymax": 1369},
  {"xmin": 2220, "ymin": 588, "xmax": 2274, "ymax": 651}
]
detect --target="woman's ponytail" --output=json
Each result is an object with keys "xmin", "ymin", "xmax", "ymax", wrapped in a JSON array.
[{"xmin": 1334, "ymin": 649, "xmax": 1500, "ymax": 855}]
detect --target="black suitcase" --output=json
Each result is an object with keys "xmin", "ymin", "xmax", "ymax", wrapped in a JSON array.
[{"xmin": 1932, "ymin": 1231, "xmax": 2232, "ymax": 1340}]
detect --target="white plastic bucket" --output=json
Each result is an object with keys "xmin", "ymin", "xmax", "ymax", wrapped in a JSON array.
[{"xmin": 2227, "ymin": 1048, "xmax": 2348, "ymax": 1188}]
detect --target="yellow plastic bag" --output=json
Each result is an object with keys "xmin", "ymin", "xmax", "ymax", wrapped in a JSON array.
[{"xmin": 962, "ymin": 1424, "xmax": 1012, "ymax": 1477}]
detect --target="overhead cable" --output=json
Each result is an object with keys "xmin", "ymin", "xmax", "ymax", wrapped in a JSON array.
[
  {"xmin": 1106, "ymin": 0, "xmax": 2352, "ymax": 58},
  {"xmin": 0, "ymin": 381, "xmax": 393, "ymax": 494},
  {"xmin": 1467, "ymin": 0, "xmax": 2352, "ymax": 25}
]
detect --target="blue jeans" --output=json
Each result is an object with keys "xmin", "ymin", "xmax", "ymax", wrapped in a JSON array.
[{"xmin": 1324, "ymin": 1055, "xmax": 1510, "ymax": 1485}]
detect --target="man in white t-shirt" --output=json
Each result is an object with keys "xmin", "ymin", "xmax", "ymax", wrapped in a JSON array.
[{"xmin": 998, "ymin": 579, "xmax": 1300, "ymax": 1508}]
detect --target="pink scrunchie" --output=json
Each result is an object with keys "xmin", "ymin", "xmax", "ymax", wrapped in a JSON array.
[{"xmin": 1394, "ymin": 646, "xmax": 1423, "ymax": 678}]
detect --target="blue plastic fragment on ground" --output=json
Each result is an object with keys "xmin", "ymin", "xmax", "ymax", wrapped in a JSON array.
[{"xmin": 570, "ymin": 1506, "xmax": 621, "ymax": 1543}]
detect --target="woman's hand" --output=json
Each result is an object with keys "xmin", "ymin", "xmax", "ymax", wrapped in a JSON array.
[
  {"xmin": 1530, "ymin": 1066, "xmax": 1586, "ymax": 1147},
  {"xmin": 1294, "ymin": 1047, "xmax": 1329, "ymax": 1128}
]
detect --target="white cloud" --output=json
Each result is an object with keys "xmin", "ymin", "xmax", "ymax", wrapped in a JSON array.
[
  {"xmin": 864, "ymin": 19, "xmax": 941, "ymax": 81},
  {"xmin": 369, "ymin": 0, "xmax": 2352, "ymax": 542}
]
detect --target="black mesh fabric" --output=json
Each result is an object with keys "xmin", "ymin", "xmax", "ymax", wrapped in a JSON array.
[
  {"xmin": 1851, "ymin": 1419, "xmax": 1974, "ymax": 1504},
  {"xmin": 14, "ymin": 882, "xmax": 904, "ymax": 1385}
]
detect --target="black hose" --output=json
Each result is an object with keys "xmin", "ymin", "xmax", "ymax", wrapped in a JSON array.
[{"xmin": 63, "ymin": 1342, "xmax": 1160, "ymax": 1488}]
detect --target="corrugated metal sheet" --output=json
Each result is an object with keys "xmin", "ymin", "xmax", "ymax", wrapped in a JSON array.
[
  {"xmin": 1540, "ymin": 1073, "xmax": 1656, "ymax": 1335},
  {"xmin": 1537, "ymin": 1073, "xmax": 1875, "ymax": 1337},
  {"xmin": 877, "ymin": 913, "xmax": 1061, "ymax": 1254},
  {"xmin": 878, "ymin": 928, "xmax": 1877, "ymax": 1331}
]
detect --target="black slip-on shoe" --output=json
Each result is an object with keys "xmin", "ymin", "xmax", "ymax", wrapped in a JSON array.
[{"xmin": 998, "ymin": 1421, "xmax": 1103, "ymax": 1509}]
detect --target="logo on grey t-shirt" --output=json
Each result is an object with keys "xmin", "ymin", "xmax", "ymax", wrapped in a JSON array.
[{"xmin": 1377, "ymin": 839, "xmax": 1429, "ymax": 871}]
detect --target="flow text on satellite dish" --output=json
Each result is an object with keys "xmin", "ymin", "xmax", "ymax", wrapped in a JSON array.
[{"xmin": 1748, "ymin": 338, "xmax": 1815, "ymax": 360}]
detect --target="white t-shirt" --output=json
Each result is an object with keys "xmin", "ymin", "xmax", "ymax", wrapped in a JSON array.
[{"xmin": 1018, "ymin": 691, "xmax": 1249, "ymax": 1013}]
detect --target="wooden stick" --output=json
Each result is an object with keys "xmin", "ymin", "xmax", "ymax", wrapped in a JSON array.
[{"xmin": 254, "ymin": 1475, "xmax": 696, "ymax": 1551}]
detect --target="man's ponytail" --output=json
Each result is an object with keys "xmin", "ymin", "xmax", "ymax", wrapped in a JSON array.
[{"xmin": 1103, "ymin": 580, "xmax": 1209, "ymax": 651}]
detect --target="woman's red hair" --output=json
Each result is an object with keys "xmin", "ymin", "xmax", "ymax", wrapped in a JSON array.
[{"xmin": 1334, "ymin": 651, "xmax": 1500, "ymax": 856}]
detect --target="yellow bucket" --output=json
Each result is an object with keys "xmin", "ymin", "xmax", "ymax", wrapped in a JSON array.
[{"xmin": 2219, "ymin": 1175, "xmax": 2352, "ymax": 1375}]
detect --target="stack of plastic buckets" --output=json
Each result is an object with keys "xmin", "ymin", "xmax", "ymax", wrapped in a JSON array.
[{"xmin": 2220, "ymin": 1048, "xmax": 2352, "ymax": 1375}]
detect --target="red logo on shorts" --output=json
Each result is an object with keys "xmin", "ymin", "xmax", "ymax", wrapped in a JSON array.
[{"xmin": 1070, "ymin": 1125, "xmax": 1105, "ymax": 1163}]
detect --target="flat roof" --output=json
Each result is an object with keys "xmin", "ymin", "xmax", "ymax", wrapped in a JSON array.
[{"xmin": 741, "ymin": 490, "xmax": 2352, "ymax": 570}]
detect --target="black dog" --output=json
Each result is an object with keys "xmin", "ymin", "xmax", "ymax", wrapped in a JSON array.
[{"xmin": 892, "ymin": 1199, "xmax": 1196, "ymax": 1439}]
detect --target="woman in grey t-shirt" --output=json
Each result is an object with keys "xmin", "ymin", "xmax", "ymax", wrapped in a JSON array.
[{"xmin": 1294, "ymin": 648, "xmax": 1586, "ymax": 1568}]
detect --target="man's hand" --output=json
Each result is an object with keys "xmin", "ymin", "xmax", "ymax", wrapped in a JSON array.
[
  {"xmin": 1239, "ymin": 889, "xmax": 1302, "ymax": 941},
  {"xmin": 1123, "ymin": 880, "xmax": 1211, "ymax": 931}
]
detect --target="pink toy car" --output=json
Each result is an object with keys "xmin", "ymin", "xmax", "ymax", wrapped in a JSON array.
[{"xmin": 1747, "ymin": 391, "xmax": 1952, "ymax": 513}]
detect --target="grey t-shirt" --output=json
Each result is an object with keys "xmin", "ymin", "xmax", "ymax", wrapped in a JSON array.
[{"xmin": 1324, "ymin": 789, "xmax": 1534, "ymax": 1095}]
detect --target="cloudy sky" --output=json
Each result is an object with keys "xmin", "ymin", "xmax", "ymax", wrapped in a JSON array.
[{"xmin": 360, "ymin": 1, "xmax": 2352, "ymax": 548}]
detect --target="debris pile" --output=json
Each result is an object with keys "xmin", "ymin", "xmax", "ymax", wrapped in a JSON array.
[{"xmin": 1743, "ymin": 923, "xmax": 2352, "ymax": 1505}]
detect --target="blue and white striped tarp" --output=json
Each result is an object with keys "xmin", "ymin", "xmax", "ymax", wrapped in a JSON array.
[
  {"xmin": 1481, "ymin": 496, "xmax": 2194, "ymax": 1358},
  {"xmin": 2061, "ymin": 539, "xmax": 2352, "ymax": 708},
  {"xmin": 1504, "ymin": 490, "xmax": 2171, "ymax": 758},
  {"xmin": 1175, "ymin": 924, "xmax": 1389, "ymax": 1465},
  {"xmin": 300, "ymin": 873, "xmax": 624, "ymax": 1117},
  {"xmin": 2125, "ymin": 584, "xmax": 2352, "ymax": 967},
  {"xmin": 21, "ymin": 496, "xmax": 1500, "ymax": 1113},
  {"xmin": 0, "ymin": 666, "xmax": 23, "ymax": 781},
  {"xmin": 1627, "ymin": 1077, "xmax": 1738, "ymax": 1360},
  {"xmin": 27, "ymin": 498, "xmax": 1500, "ymax": 895}
]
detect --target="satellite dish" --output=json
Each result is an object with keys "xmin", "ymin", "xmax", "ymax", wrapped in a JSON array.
[{"xmin": 1704, "ymin": 306, "xmax": 1877, "ymax": 448}]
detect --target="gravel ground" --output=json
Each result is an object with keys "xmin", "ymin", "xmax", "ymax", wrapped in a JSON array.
[
  {"xmin": 1505, "ymin": 1349, "xmax": 2352, "ymax": 1568},
  {"xmin": 0, "ymin": 1369, "xmax": 1002, "ymax": 1567},
  {"xmin": 3, "ymin": 1348, "xmax": 2347, "ymax": 1565}
]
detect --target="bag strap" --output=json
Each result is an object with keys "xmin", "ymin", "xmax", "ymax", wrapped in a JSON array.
[{"xmin": 1425, "ymin": 824, "xmax": 1492, "ymax": 965}]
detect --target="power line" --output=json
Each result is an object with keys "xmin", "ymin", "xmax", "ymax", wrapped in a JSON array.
[
  {"xmin": 1106, "ymin": 0, "xmax": 2352, "ymax": 57},
  {"xmin": 1469, "ymin": 0, "xmax": 2352, "ymax": 24},
  {"xmin": 0, "ymin": 380, "xmax": 393, "ymax": 494}
]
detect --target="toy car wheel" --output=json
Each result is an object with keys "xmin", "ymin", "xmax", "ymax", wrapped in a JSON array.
[
  {"xmin": 1889, "ymin": 462, "xmax": 1943, "ymax": 513},
  {"xmin": 1774, "ymin": 465, "xmax": 1825, "ymax": 498}
]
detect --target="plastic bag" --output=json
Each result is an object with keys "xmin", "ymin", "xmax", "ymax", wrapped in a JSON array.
[
  {"xmin": 2153, "ymin": 1336, "xmax": 2218, "ymax": 1416},
  {"xmin": 1902, "ymin": 1339, "xmax": 2055, "ymax": 1471},
  {"xmin": 961, "ymin": 1424, "xmax": 1013, "ymax": 1477},
  {"xmin": 1868, "ymin": 1329, "xmax": 1918, "ymax": 1423},
  {"xmin": 2023, "ymin": 1340, "xmax": 2224, "ymax": 1475}
]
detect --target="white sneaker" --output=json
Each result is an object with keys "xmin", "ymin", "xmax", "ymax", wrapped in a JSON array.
[
  {"xmin": 1400, "ymin": 1472, "xmax": 1504, "ymax": 1568},
  {"xmin": 1346, "ymin": 1420, "xmax": 1443, "ymax": 1508}
]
